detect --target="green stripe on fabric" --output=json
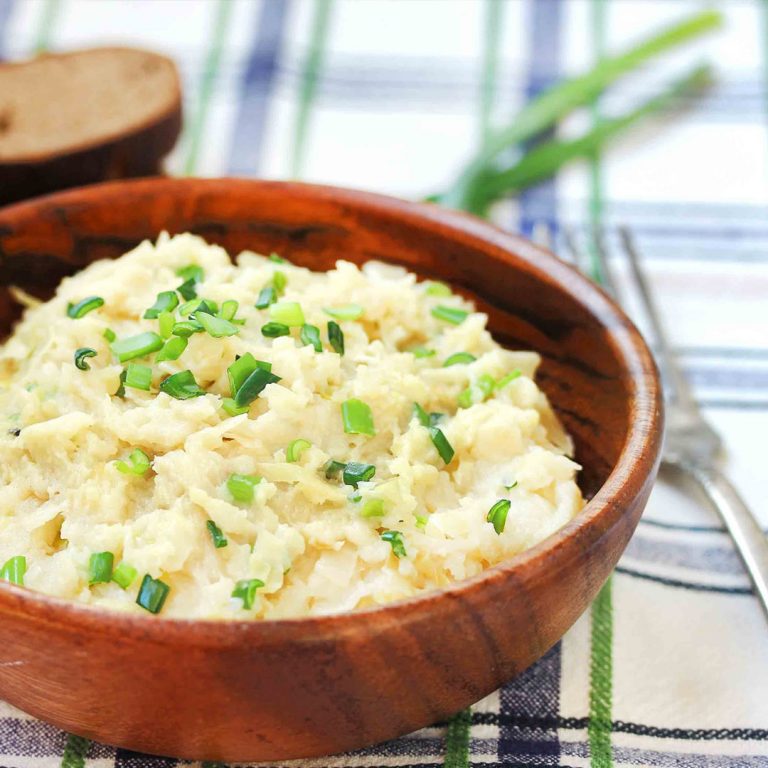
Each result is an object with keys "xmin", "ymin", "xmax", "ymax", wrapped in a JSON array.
[
  {"xmin": 480, "ymin": 0, "xmax": 505, "ymax": 144},
  {"xmin": 290, "ymin": 0, "xmax": 333, "ymax": 178},
  {"xmin": 60, "ymin": 733, "xmax": 89, "ymax": 768},
  {"xmin": 589, "ymin": 578, "xmax": 614, "ymax": 768},
  {"xmin": 33, "ymin": 0, "xmax": 61, "ymax": 53},
  {"xmin": 443, "ymin": 707, "xmax": 472, "ymax": 768},
  {"xmin": 183, "ymin": 0, "xmax": 234, "ymax": 176}
]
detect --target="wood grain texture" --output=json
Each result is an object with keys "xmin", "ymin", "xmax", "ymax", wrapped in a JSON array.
[{"xmin": 0, "ymin": 178, "xmax": 662, "ymax": 761}]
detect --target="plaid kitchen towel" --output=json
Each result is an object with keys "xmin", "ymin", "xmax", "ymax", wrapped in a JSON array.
[{"xmin": 1, "ymin": 1, "xmax": 767, "ymax": 766}]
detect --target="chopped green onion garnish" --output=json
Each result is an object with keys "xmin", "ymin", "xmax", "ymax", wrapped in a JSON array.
[
  {"xmin": 255, "ymin": 286, "xmax": 277, "ymax": 309},
  {"xmin": 487, "ymin": 499, "xmax": 511, "ymax": 534},
  {"xmin": 428, "ymin": 426, "xmax": 455, "ymax": 464},
  {"xmin": 67, "ymin": 296, "xmax": 104, "ymax": 319},
  {"xmin": 220, "ymin": 300, "xmax": 239, "ymax": 321},
  {"xmin": 144, "ymin": 291, "xmax": 179, "ymax": 319},
  {"xmin": 227, "ymin": 353, "xmax": 271, "ymax": 398},
  {"xmin": 0, "ymin": 555, "xmax": 26, "ymax": 586},
  {"xmin": 443, "ymin": 352, "xmax": 476, "ymax": 367},
  {"xmin": 227, "ymin": 473, "xmax": 261, "ymax": 504},
  {"xmin": 457, "ymin": 387, "xmax": 473, "ymax": 409},
  {"xmin": 323, "ymin": 304, "xmax": 364, "ymax": 321},
  {"xmin": 272, "ymin": 270, "xmax": 287, "ymax": 295},
  {"xmin": 88, "ymin": 552, "xmax": 114, "ymax": 584},
  {"xmin": 413, "ymin": 402, "xmax": 430, "ymax": 427},
  {"xmin": 233, "ymin": 368, "xmax": 281, "ymax": 408},
  {"xmin": 324, "ymin": 459, "xmax": 346, "ymax": 479},
  {"xmin": 124, "ymin": 363, "xmax": 152, "ymax": 391},
  {"xmin": 342, "ymin": 462, "xmax": 376, "ymax": 488},
  {"xmin": 206, "ymin": 520, "xmax": 228, "ymax": 549},
  {"xmin": 410, "ymin": 346, "xmax": 436, "ymax": 359},
  {"xmin": 136, "ymin": 574, "xmax": 170, "ymax": 614},
  {"xmin": 176, "ymin": 277, "xmax": 198, "ymax": 301},
  {"xmin": 425, "ymin": 281, "xmax": 452, "ymax": 297},
  {"xmin": 497, "ymin": 369, "xmax": 522, "ymax": 389},
  {"xmin": 110, "ymin": 332, "xmax": 163, "ymax": 363},
  {"xmin": 179, "ymin": 298, "xmax": 207, "ymax": 316},
  {"xmin": 159, "ymin": 370, "xmax": 206, "ymax": 400},
  {"xmin": 74, "ymin": 347, "xmax": 97, "ymax": 370},
  {"xmin": 300, "ymin": 324, "xmax": 322, "ymax": 352},
  {"xmin": 171, "ymin": 319, "xmax": 204, "ymax": 337},
  {"xmin": 158, "ymin": 311, "xmax": 175, "ymax": 339},
  {"xmin": 415, "ymin": 514, "xmax": 428, "ymax": 530},
  {"xmin": 504, "ymin": 480, "xmax": 519, "ymax": 491},
  {"xmin": 477, "ymin": 374, "xmax": 496, "ymax": 397},
  {"xmin": 114, "ymin": 369, "xmax": 127, "ymax": 398},
  {"xmin": 348, "ymin": 490, "xmax": 362, "ymax": 503},
  {"xmin": 115, "ymin": 447, "xmax": 151, "ymax": 476},
  {"xmin": 381, "ymin": 530, "xmax": 407, "ymax": 558},
  {"xmin": 195, "ymin": 311, "xmax": 240, "ymax": 338},
  {"xmin": 261, "ymin": 321, "xmax": 291, "ymax": 338},
  {"xmin": 286, "ymin": 438, "xmax": 311, "ymax": 463},
  {"xmin": 221, "ymin": 397, "xmax": 249, "ymax": 417},
  {"xmin": 431, "ymin": 306, "xmax": 469, "ymax": 325},
  {"xmin": 103, "ymin": 328, "xmax": 116, "ymax": 343},
  {"xmin": 269, "ymin": 301, "xmax": 305, "ymax": 327},
  {"xmin": 361, "ymin": 498, "xmax": 385, "ymax": 517},
  {"xmin": 341, "ymin": 399, "xmax": 375, "ymax": 436},
  {"xmin": 112, "ymin": 562, "xmax": 137, "ymax": 589},
  {"xmin": 176, "ymin": 264, "xmax": 204, "ymax": 283},
  {"xmin": 327, "ymin": 321, "xmax": 344, "ymax": 355},
  {"xmin": 268, "ymin": 252, "xmax": 286, "ymax": 264},
  {"xmin": 232, "ymin": 578, "xmax": 264, "ymax": 609},
  {"xmin": 155, "ymin": 336, "xmax": 188, "ymax": 363}
]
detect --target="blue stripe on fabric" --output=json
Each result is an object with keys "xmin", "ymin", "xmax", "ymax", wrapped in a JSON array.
[
  {"xmin": 227, "ymin": 0, "xmax": 292, "ymax": 175},
  {"xmin": 518, "ymin": 0, "xmax": 563, "ymax": 239},
  {"xmin": 0, "ymin": 718, "xmax": 68, "ymax": 756},
  {"xmin": 0, "ymin": 0, "xmax": 14, "ymax": 61},
  {"xmin": 113, "ymin": 748, "xmax": 177, "ymax": 768}
]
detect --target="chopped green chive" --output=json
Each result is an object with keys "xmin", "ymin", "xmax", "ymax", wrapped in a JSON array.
[
  {"xmin": 457, "ymin": 387, "xmax": 474, "ymax": 409},
  {"xmin": 361, "ymin": 498, "xmax": 385, "ymax": 517},
  {"xmin": 286, "ymin": 438, "xmax": 311, "ymax": 463},
  {"xmin": 220, "ymin": 300, "xmax": 239, "ymax": 321},
  {"xmin": 409, "ymin": 346, "xmax": 436, "ymax": 359},
  {"xmin": 115, "ymin": 447, "xmax": 151, "ymax": 476},
  {"xmin": 232, "ymin": 578, "xmax": 264, "ymax": 610},
  {"xmin": 206, "ymin": 520, "xmax": 228, "ymax": 549},
  {"xmin": 341, "ymin": 399, "xmax": 375, "ymax": 436},
  {"xmin": 415, "ymin": 514, "xmax": 428, "ymax": 530},
  {"xmin": 431, "ymin": 306, "xmax": 469, "ymax": 325},
  {"xmin": 67, "ymin": 296, "xmax": 104, "ymax": 319},
  {"xmin": 74, "ymin": 347, "xmax": 97, "ymax": 371},
  {"xmin": 159, "ymin": 370, "xmax": 206, "ymax": 400},
  {"xmin": 425, "ymin": 281, "xmax": 452, "ymax": 297},
  {"xmin": 114, "ymin": 369, "xmax": 127, "ymax": 398},
  {"xmin": 342, "ymin": 461, "xmax": 376, "ymax": 488},
  {"xmin": 255, "ymin": 286, "xmax": 277, "ymax": 309},
  {"xmin": 158, "ymin": 311, "xmax": 175, "ymax": 339},
  {"xmin": 195, "ymin": 311, "xmax": 240, "ymax": 338},
  {"xmin": 324, "ymin": 459, "xmax": 346, "ymax": 479},
  {"xmin": 124, "ymin": 363, "xmax": 152, "ymax": 391},
  {"xmin": 272, "ymin": 270, "xmax": 287, "ymax": 295},
  {"xmin": 233, "ymin": 368, "xmax": 281, "ymax": 408},
  {"xmin": 269, "ymin": 301, "xmax": 305, "ymax": 327},
  {"xmin": 323, "ymin": 304, "xmax": 364, "ymax": 321},
  {"xmin": 179, "ymin": 298, "xmax": 215, "ymax": 316},
  {"xmin": 477, "ymin": 374, "xmax": 496, "ymax": 397},
  {"xmin": 88, "ymin": 552, "xmax": 114, "ymax": 584},
  {"xmin": 0, "ymin": 555, "xmax": 26, "ymax": 586},
  {"xmin": 497, "ymin": 369, "xmax": 522, "ymax": 389},
  {"xmin": 443, "ymin": 352, "xmax": 476, "ymax": 367},
  {"xmin": 112, "ymin": 562, "xmax": 137, "ymax": 590},
  {"xmin": 487, "ymin": 499, "xmax": 511, "ymax": 534},
  {"xmin": 413, "ymin": 402, "xmax": 430, "ymax": 427},
  {"xmin": 268, "ymin": 252, "xmax": 286, "ymax": 264},
  {"xmin": 300, "ymin": 324, "xmax": 322, "ymax": 352},
  {"xmin": 155, "ymin": 336, "xmax": 188, "ymax": 363},
  {"xmin": 221, "ymin": 397, "xmax": 249, "ymax": 417},
  {"xmin": 327, "ymin": 321, "xmax": 344, "ymax": 355},
  {"xmin": 428, "ymin": 426, "xmax": 455, "ymax": 464},
  {"xmin": 176, "ymin": 277, "xmax": 198, "ymax": 301},
  {"xmin": 261, "ymin": 322, "xmax": 291, "ymax": 338},
  {"xmin": 103, "ymin": 328, "xmax": 116, "ymax": 343},
  {"xmin": 227, "ymin": 473, "xmax": 261, "ymax": 504},
  {"xmin": 504, "ymin": 480, "xmax": 519, "ymax": 491},
  {"xmin": 171, "ymin": 319, "xmax": 204, "ymax": 337},
  {"xmin": 227, "ymin": 353, "xmax": 271, "ymax": 398},
  {"xmin": 176, "ymin": 264, "xmax": 204, "ymax": 283},
  {"xmin": 144, "ymin": 291, "xmax": 179, "ymax": 319},
  {"xmin": 381, "ymin": 530, "xmax": 407, "ymax": 558},
  {"xmin": 136, "ymin": 574, "xmax": 170, "ymax": 614},
  {"xmin": 111, "ymin": 332, "xmax": 163, "ymax": 363}
]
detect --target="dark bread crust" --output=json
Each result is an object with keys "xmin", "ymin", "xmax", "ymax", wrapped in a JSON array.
[{"xmin": 0, "ymin": 47, "xmax": 182, "ymax": 206}]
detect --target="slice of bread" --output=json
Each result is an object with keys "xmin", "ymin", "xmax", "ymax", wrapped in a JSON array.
[{"xmin": 0, "ymin": 47, "xmax": 182, "ymax": 205}]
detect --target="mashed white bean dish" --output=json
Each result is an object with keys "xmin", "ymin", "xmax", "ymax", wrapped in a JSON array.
[{"xmin": 0, "ymin": 234, "xmax": 583, "ymax": 619}]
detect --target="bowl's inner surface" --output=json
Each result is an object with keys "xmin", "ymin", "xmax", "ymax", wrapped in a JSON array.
[{"xmin": 0, "ymin": 180, "xmax": 631, "ymax": 499}]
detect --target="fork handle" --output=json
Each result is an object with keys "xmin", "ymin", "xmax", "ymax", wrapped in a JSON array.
[{"xmin": 686, "ymin": 463, "xmax": 768, "ymax": 621}]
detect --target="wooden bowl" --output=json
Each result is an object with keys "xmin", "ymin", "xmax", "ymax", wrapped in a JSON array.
[{"xmin": 0, "ymin": 178, "xmax": 662, "ymax": 761}]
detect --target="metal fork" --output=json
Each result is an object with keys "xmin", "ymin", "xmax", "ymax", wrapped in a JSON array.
[{"xmin": 549, "ymin": 224, "xmax": 768, "ymax": 623}]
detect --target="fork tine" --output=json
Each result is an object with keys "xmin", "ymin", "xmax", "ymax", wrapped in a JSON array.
[
  {"xmin": 618, "ymin": 226, "xmax": 697, "ymax": 411},
  {"xmin": 561, "ymin": 226, "xmax": 589, "ymax": 272},
  {"xmin": 590, "ymin": 227, "xmax": 621, "ymax": 299}
]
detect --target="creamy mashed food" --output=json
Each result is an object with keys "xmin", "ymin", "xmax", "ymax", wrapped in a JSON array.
[{"xmin": 0, "ymin": 234, "xmax": 583, "ymax": 619}]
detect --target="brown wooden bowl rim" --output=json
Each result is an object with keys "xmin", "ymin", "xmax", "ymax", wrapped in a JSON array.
[{"xmin": 0, "ymin": 177, "xmax": 662, "ymax": 646}]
